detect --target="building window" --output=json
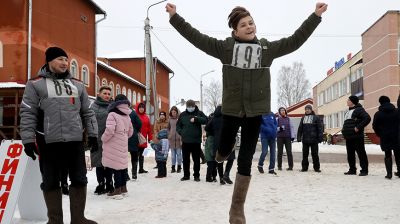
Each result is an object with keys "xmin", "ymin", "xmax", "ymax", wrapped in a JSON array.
[
  {"xmin": 132, "ymin": 91, "xmax": 137, "ymax": 105},
  {"xmin": 122, "ymin": 86, "xmax": 126, "ymax": 96},
  {"xmin": 398, "ymin": 38, "xmax": 400, "ymax": 64},
  {"xmin": 158, "ymin": 96, "xmax": 161, "ymax": 109},
  {"xmin": 95, "ymin": 75, "xmax": 100, "ymax": 93},
  {"xmin": 116, "ymin": 84, "xmax": 121, "ymax": 95},
  {"xmin": 142, "ymin": 95, "xmax": 146, "ymax": 101},
  {"xmin": 109, "ymin": 82, "xmax": 115, "ymax": 99},
  {"xmin": 127, "ymin": 89, "xmax": 132, "ymax": 103},
  {"xmin": 70, "ymin": 59, "xmax": 79, "ymax": 79},
  {"xmin": 101, "ymin": 78, "xmax": 107, "ymax": 87},
  {"xmin": 137, "ymin": 93, "xmax": 141, "ymax": 103},
  {"xmin": 81, "ymin": 65, "xmax": 89, "ymax": 86},
  {"xmin": 0, "ymin": 41, "xmax": 3, "ymax": 68}
]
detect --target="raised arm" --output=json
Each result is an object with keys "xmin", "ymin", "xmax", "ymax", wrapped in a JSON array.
[{"xmin": 166, "ymin": 3, "xmax": 225, "ymax": 59}]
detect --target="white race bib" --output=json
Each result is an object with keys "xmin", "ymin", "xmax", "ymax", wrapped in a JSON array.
[
  {"xmin": 46, "ymin": 79, "xmax": 78, "ymax": 98},
  {"xmin": 231, "ymin": 43, "xmax": 262, "ymax": 69}
]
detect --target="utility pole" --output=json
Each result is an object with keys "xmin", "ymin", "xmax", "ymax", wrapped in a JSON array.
[{"xmin": 144, "ymin": 0, "xmax": 166, "ymax": 117}]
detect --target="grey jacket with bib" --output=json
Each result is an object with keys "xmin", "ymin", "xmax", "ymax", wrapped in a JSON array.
[{"xmin": 20, "ymin": 66, "xmax": 98, "ymax": 144}]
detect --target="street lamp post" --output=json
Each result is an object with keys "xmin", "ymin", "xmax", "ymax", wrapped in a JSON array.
[
  {"xmin": 200, "ymin": 70, "xmax": 215, "ymax": 111},
  {"xmin": 145, "ymin": 0, "xmax": 166, "ymax": 116}
]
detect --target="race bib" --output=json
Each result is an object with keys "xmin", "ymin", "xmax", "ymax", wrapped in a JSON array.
[
  {"xmin": 46, "ymin": 79, "xmax": 78, "ymax": 98},
  {"xmin": 231, "ymin": 43, "xmax": 262, "ymax": 69}
]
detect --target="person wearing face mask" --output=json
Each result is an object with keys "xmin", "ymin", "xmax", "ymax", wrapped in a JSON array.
[
  {"xmin": 176, "ymin": 99, "xmax": 207, "ymax": 182},
  {"xmin": 297, "ymin": 105, "xmax": 323, "ymax": 172},
  {"xmin": 166, "ymin": 3, "xmax": 327, "ymax": 223}
]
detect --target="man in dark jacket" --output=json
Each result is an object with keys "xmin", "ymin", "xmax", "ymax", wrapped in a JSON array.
[
  {"xmin": 91, "ymin": 86, "xmax": 113, "ymax": 194},
  {"xmin": 176, "ymin": 99, "xmax": 207, "ymax": 181},
  {"xmin": 342, "ymin": 95, "xmax": 371, "ymax": 176},
  {"xmin": 372, "ymin": 96, "xmax": 400, "ymax": 179},
  {"xmin": 20, "ymin": 47, "xmax": 98, "ymax": 223},
  {"xmin": 297, "ymin": 105, "xmax": 323, "ymax": 172}
]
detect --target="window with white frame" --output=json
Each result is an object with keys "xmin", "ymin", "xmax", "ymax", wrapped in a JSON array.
[
  {"xmin": 346, "ymin": 76, "xmax": 351, "ymax": 93},
  {"xmin": 398, "ymin": 38, "xmax": 400, "ymax": 64},
  {"xmin": 158, "ymin": 96, "xmax": 161, "ymax": 109},
  {"xmin": 116, "ymin": 84, "xmax": 121, "ymax": 95},
  {"xmin": 142, "ymin": 95, "xmax": 146, "ymax": 102},
  {"xmin": 109, "ymin": 82, "xmax": 115, "ymax": 98},
  {"xmin": 137, "ymin": 93, "xmax": 141, "ymax": 103},
  {"xmin": 132, "ymin": 91, "xmax": 137, "ymax": 105},
  {"xmin": 95, "ymin": 75, "xmax": 100, "ymax": 93},
  {"xmin": 127, "ymin": 89, "xmax": 132, "ymax": 103},
  {"xmin": 70, "ymin": 59, "xmax": 78, "ymax": 79},
  {"xmin": 0, "ymin": 41, "xmax": 3, "ymax": 67},
  {"xmin": 101, "ymin": 78, "xmax": 107, "ymax": 87},
  {"xmin": 81, "ymin": 65, "xmax": 89, "ymax": 86},
  {"xmin": 122, "ymin": 86, "xmax": 126, "ymax": 96}
]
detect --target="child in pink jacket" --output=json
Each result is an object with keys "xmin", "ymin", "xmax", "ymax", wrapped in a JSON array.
[{"xmin": 101, "ymin": 94, "xmax": 133, "ymax": 199}]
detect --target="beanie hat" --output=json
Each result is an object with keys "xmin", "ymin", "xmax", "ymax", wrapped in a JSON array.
[
  {"xmin": 114, "ymin": 94, "xmax": 130, "ymax": 106},
  {"xmin": 45, "ymin": 47, "xmax": 68, "ymax": 63},
  {"xmin": 348, "ymin": 95, "xmax": 359, "ymax": 105},
  {"xmin": 138, "ymin": 102, "xmax": 145, "ymax": 108},
  {"xmin": 186, "ymin": 99, "xmax": 196, "ymax": 107},
  {"xmin": 159, "ymin": 111, "xmax": 166, "ymax": 116},
  {"xmin": 378, "ymin": 95, "xmax": 390, "ymax": 105},
  {"xmin": 305, "ymin": 105, "xmax": 313, "ymax": 110}
]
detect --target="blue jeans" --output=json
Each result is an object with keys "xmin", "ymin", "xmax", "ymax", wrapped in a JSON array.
[
  {"xmin": 258, "ymin": 137, "xmax": 276, "ymax": 171},
  {"xmin": 171, "ymin": 148, "xmax": 182, "ymax": 166}
]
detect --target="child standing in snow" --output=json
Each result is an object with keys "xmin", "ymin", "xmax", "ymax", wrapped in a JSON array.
[
  {"xmin": 102, "ymin": 94, "xmax": 133, "ymax": 199},
  {"xmin": 151, "ymin": 129, "xmax": 170, "ymax": 178}
]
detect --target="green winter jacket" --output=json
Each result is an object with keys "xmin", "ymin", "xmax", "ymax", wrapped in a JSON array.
[{"xmin": 170, "ymin": 13, "xmax": 321, "ymax": 117}]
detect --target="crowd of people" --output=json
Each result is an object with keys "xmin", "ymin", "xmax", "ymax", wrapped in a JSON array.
[{"xmin": 17, "ymin": 2, "xmax": 398, "ymax": 224}]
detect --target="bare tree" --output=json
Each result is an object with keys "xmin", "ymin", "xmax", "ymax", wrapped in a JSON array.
[
  {"xmin": 277, "ymin": 62, "xmax": 311, "ymax": 108},
  {"xmin": 203, "ymin": 79, "xmax": 222, "ymax": 114}
]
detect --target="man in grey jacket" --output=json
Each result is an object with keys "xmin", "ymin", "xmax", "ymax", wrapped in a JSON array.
[{"xmin": 20, "ymin": 47, "xmax": 98, "ymax": 224}]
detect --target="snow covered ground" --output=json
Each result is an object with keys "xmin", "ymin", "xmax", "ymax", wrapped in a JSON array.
[{"xmin": 13, "ymin": 143, "xmax": 400, "ymax": 224}]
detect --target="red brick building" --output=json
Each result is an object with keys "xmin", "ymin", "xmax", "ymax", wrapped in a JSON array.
[
  {"xmin": 0, "ymin": 0, "xmax": 105, "ymax": 139},
  {"xmin": 0, "ymin": 1, "xmax": 173, "ymax": 139}
]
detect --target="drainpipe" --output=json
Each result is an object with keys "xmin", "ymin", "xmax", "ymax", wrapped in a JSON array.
[
  {"xmin": 169, "ymin": 72, "xmax": 174, "ymax": 109},
  {"xmin": 95, "ymin": 13, "xmax": 107, "ymax": 92},
  {"xmin": 27, "ymin": 0, "xmax": 32, "ymax": 80}
]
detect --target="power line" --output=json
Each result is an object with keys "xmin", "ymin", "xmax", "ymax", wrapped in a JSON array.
[
  {"xmin": 99, "ymin": 25, "xmax": 363, "ymax": 38},
  {"xmin": 150, "ymin": 29, "xmax": 200, "ymax": 83}
]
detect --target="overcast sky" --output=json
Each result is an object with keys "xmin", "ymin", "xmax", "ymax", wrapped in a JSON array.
[{"xmin": 93, "ymin": 0, "xmax": 400, "ymax": 113}]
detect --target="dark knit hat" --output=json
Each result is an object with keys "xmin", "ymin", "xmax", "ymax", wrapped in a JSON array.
[
  {"xmin": 186, "ymin": 99, "xmax": 196, "ymax": 107},
  {"xmin": 159, "ymin": 111, "xmax": 166, "ymax": 116},
  {"xmin": 348, "ymin": 95, "xmax": 359, "ymax": 105},
  {"xmin": 45, "ymin": 47, "xmax": 68, "ymax": 63},
  {"xmin": 378, "ymin": 95, "xmax": 390, "ymax": 105},
  {"xmin": 114, "ymin": 94, "xmax": 130, "ymax": 106},
  {"xmin": 305, "ymin": 105, "xmax": 313, "ymax": 110},
  {"xmin": 138, "ymin": 102, "xmax": 145, "ymax": 108}
]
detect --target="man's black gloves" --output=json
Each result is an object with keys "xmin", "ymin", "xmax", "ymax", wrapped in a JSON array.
[
  {"xmin": 88, "ymin": 137, "xmax": 98, "ymax": 152},
  {"xmin": 24, "ymin": 143, "xmax": 38, "ymax": 160}
]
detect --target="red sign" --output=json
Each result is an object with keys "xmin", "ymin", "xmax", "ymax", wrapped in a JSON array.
[{"xmin": 0, "ymin": 141, "xmax": 28, "ymax": 223}]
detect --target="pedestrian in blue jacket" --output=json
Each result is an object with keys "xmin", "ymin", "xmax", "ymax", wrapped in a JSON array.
[{"xmin": 258, "ymin": 112, "xmax": 278, "ymax": 174}]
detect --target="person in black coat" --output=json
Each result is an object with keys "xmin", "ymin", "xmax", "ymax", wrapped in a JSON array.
[
  {"xmin": 297, "ymin": 105, "xmax": 323, "ymax": 172},
  {"xmin": 372, "ymin": 96, "xmax": 400, "ymax": 179},
  {"xmin": 342, "ymin": 95, "xmax": 371, "ymax": 176}
]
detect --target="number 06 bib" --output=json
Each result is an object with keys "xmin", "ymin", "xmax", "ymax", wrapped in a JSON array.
[{"xmin": 46, "ymin": 79, "xmax": 79, "ymax": 98}]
